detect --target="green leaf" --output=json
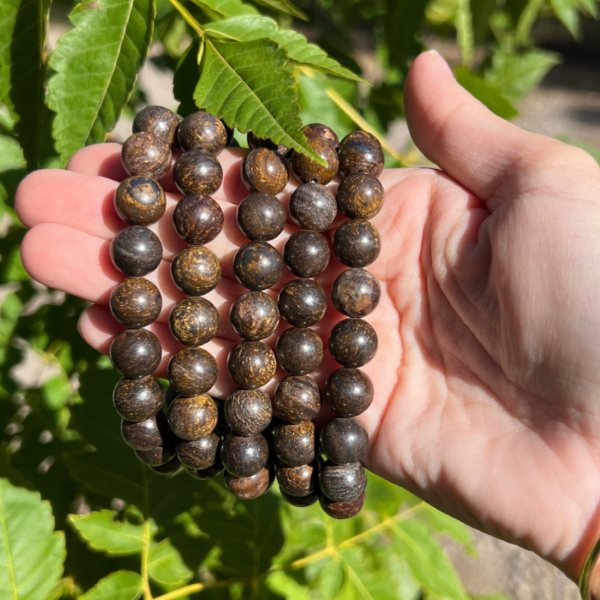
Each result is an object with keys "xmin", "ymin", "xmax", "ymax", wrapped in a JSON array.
[
  {"xmin": 550, "ymin": 0, "xmax": 580, "ymax": 36},
  {"xmin": 204, "ymin": 15, "xmax": 278, "ymax": 40},
  {"xmin": 47, "ymin": 0, "xmax": 155, "ymax": 167},
  {"xmin": 265, "ymin": 571, "xmax": 311, "ymax": 600},
  {"xmin": 0, "ymin": 135, "xmax": 26, "ymax": 173},
  {"xmin": 251, "ymin": 0, "xmax": 308, "ymax": 20},
  {"xmin": 421, "ymin": 505, "xmax": 476, "ymax": 556},
  {"xmin": 174, "ymin": 39, "xmax": 202, "ymax": 117},
  {"xmin": 0, "ymin": 478, "xmax": 65, "ymax": 600},
  {"xmin": 148, "ymin": 539, "xmax": 193, "ymax": 587},
  {"xmin": 190, "ymin": 0, "xmax": 258, "ymax": 20},
  {"xmin": 80, "ymin": 571, "xmax": 144, "ymax": 600},
  {"xmin": 384, "ymin": 0, "xmax": 428, "ymax": 67},
  {"xmin": 455, "ymin": 0, "xmax": 474, "ymax": 66}
]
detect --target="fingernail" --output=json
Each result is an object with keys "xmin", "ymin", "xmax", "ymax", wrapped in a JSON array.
[{"xmin": 427, "ymin": 49, "xmax": 454, "ymax": 79}]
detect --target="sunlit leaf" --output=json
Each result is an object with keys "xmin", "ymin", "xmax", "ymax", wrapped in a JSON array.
[
  {"xmin": 148, "ymin": 539, "xmax": 193, "ymax": 587},
  {"xmin": 251, "ymin": 0, "xmax": 307, "ymax": 20},
  {"xmin": 80, "ymin": 571, "xmax": 144, "ymax": 600},
  {"xmin": 190, "ymin": 0, "xmax": 258, "ymax": 20}
]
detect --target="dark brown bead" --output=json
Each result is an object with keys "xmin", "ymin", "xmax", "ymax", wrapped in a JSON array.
[
  {"xmin": 289, "ymin": 183, "xmax": 337, "ymax": 232},
  {"xmin": 281, "ymin": 489, "xmax": 319, "ymax": 507},
  {"xmin": 291, "ymin": 137, "xmax": 339, "ymax": 185},
  {"xmin": 319, "ymin": 461, "xmax": 366, "ymax": 502},
  {"xmin": 320, "ymin": 418, "xmax": 368, "ymax": 465},
  {"xmin": 110, "ymin": 226, "xmax": 163, "ymax": 277},
  {"xmin": 227, "ymin": 341, "xmax": 277, "ymax": 389},
  {"xmin": 168, "ymin": 347, "xmax": 218, "ymax": 397},
  {"xmin": 241, "ymin": 148, "xmax": 289, "ymax": 195},
  {"xmin": 225, "ymin": 466, "xmax": 272, "ymax": 500},
  {"xmin": 325, "ymin": 368, "xmax": 373, "ymax": 417},
  {"xmin": 171, "ymin": 245, "xmax": 221, "ymax": 296},
  {"xmin": 221, "ymin": 433, "xmax": 269, "ymax": 477},
  {"xmin": 151, "ymin": 455, "xmax": 183, "ymax": 475},
  {"xmin": 247, "ymin": 131, "xmax": 290, "ymax": 157},
  {"xmin": 274, "ymin": 421, "xmax": 315, "ymax": 466},
  {"xmin": 225, "ymin": 389, "xmax": 273, "ymax": 435},
  {"xmin": 187, "ymin": 459, "xmax": 223, "ymax": 480},
  {"xmin": 135, "ymin": 443, "xmax": 176, "ymax": 467},
  {"xmin": 273, "ymin": 375, "xmax": 320, "ymax": 424},
  {"xmin": 336, "ymin": 173, "xmax": 384, "ymax": 220},
  {"xmin": 133, "ymin": 106, "xmax": 182, "ymax": 146},
  {"xmin": 168, "ymin": 394, "xmax": 218, "ymax": 441},
  {"xmin": 275, "ymin": 327, "xmax": 323, "ymax": 376},
  {"xmin": 276, "ymin": 461, "xmax": 317, "ymax": 497},
  {"xmin": 230, "ymin": 291, "xmax": 279, "ymax": 341},
  {"xmin": 173, "ymin": 149, "xmax": 223, "ymax": 196},
  {"xmin": 170, "ymin": 297, "xmax": 219, "ymax": 347},
  {"xmin": 333, "ymin": 219, "xmax": 381, "ymax": 268},
  {"xmin": 283, "ymin": 231, "xmax": 330, "ymax": 278},
  {"xmin": 173, "ymin": 195, "xmax": 224, "ymax": 245},
  {"xmin": 278, "ymin": 279, "xmax": 327, "ymax": 328},
  {"xmin": 329, "ymin": 319, "xmax": 378, "ymax": 368},
  {"xmin": 338, "ymin": 131, "xmax": 384, "ymax": 178},
  {"xmin": 233, "ymin": 242, "xmax": 282, "ymax": 291},
  {"xmin": 177, "ymin": 112, "xmax": 227, "ymax": 154},
  {"xmin": 121, "ymin": 411, "xmax": 170, "ymax": 451},
  {"xmin": 176, "ymin": 432, "xmax": 220, "ymax": 469},
  {"xmin": 113, "ymin": 375, "xmax": 163, "ymax": 422},
  {"xmin": 237, "ymin": 193, "xmax": 286, "ymax": 241},
  {"xmin": 331, "ymin": 269, "xmax": 380, "ymax": 318},
  {"xmin": 110, "ymin": 328, "xmax": 161, "ymax": 378},
  {"xmin": 122, "ymin": 132, "xmax": 172, "ymax": 180},
  {"xmin": 302, "ymin": 123, "xmax": 339, "ymax": 150},
  {"xmin": 320, "ymin": 492, "xmax": 364, "ymax": 519},
  {"xmin": 110, "ymin": 278, "xmax": 162, "ymax": 328},
  {"xmin": 115, "ymin": 177, "xmax": 166, "ymax": 226}
]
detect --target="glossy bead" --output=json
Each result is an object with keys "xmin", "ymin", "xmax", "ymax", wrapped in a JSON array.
[
  {"xmin": 237, "ymin": 193, "xmax": 286, "ymax": 241},
  {"xmin": 224, "ymin": 389, "xmax": 272, "ymax": 435},
  {"xmin": 171, "ymin": 246, "xmax": 221, "ymax": 296},
  {"xmin": 133, "ymin": 106, "xmax": 182, "ymax": 146},
  {"xmin": 233, "ymin": 242, "xmax": 282, "ymax": 291},
  {"xmin": 329, "ymin": 319, "xmax": 378, "ymax": 368},
  {"xmin": 173, "ymin": 195, "xmax": 224, "ymax": 245},
  {"xmin": 177, "ymin": 112, "xmax": 227, "ymax": 154},
  {"xmin": 302, "ymin": 123, "xmax": 339, "ymax": 150},
  {"xmin": 135, "ymin": 443, "xmax": 176, "ymax": 467},
  {"xmin": 241, "ymin": 148, "xmax": 289, "ymax": 194},
  {"xmin": 110, "ymin": 328, "xmax": 161, "ymax": 378},
  {"xmin": 325, "ymin": 368, "xmax": 373, "ymax": 417},
  {"xmin": 168, "ymin": 347, "xmax": 218, "ymax": 397},
  {"xmin": 151, "ymin": 455, "xmax": 183, "ymax": 475},
  {"xmin": 170, "ymin": 297, "xmax": 220, "ymax": 347},
  {"xmin": 331, "ymin": 269, "xmax": 380, "ymax": 318},
  {"xmin": 187, "ymin": 460, "xmax": 223, "ymax": 480},
  {"xmin": 225, "ymin": 466, "xmax": 272, "ymax": 500},
  {"xmin": 173, "ymin": 149, "xmax": 223, "ymax": 196},
  {"xmin": 336, "ymin": 173, "xmax": 384, "ymax": 220},
  {"xmin": 283, "ymin": 231, "xmax": 330, "ymax": 278},
  {"xmin": 121, "ymin": 411, "xmax": 170, "ymax": 451},
  {"xmin": 319, "ymin": 461, "xmax": 366, "ymax": 502},
  {"xmin": 122, "ymin": 132, "xmax": 172, "ymax": 180},
  {"xmin": 276, "ymin": 461, "xmax": 317, "ymax": 497},
  {"xmin": 320, "ymin": 418, "xmax": 368, "ymax": 465},
  {"xmin": 176, "ymin": 432, "xmax": 220, "ymax": 469},
  {"xmin": 333, "ymin": 219, "xmax": 381, "ymax": 268},
  {"xmin": 230, "ymin": 291, "xmax": 279, "ymax": 341},
  {"xmin": 274, "ymin": 421, "xmax": 315, "ymax": 466},
  {"xmin": 291, "ymin": 137, "xmax": 339, "ymax": 185},
  {"xmin": 338, "ymin": 131, "xmax": 384, "ymax": 178},
  {"xmin": 110, "ymin": 278, "xmax": 162, "ymax": 328},
  {"xmin": 168, "ymin": 394, "xmax": 218, "ymax": 441},
  {"xmin": 320, "ymin": 492, "xmax": 364, "ymax": 519},
  {"xmin": 110, "ymin": 226, "xmax": 163, "ymax": 277},
  {"xmin": 115, "ymin": 177, "xmax": 166, "ymax": 226},
  {"xmin": 275, "ymin": 327, "xmax": 323, "ymax": 376},
  {"xmin": 247, "ymin": 131, "xmax": 290, "ymax": 157},
  {"xmin": 227, "ymin": 341, "xmax": 277, "ymax": 389},
  {"xmin": 289, "ymin": 183, "xmax": 337, "ymax": 232},
  {"xmin": 281, "ymin": 489, "xmax": 319, "ymax": 507},
  {"xmin": 113, "ymin": 375, "xmax": 163, "ymax": 422},
  {"xmin": 278, "ymin": 279, "xmax": 327, "ymax": 327},
  {"xmin": 221, "ymin": 433, "xmax": 269, "ymax": 477},
  {"xmin": 273, "ymin": 375, "xmax": 320, "ymax": 424}
]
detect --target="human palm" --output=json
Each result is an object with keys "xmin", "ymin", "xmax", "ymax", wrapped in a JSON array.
[{"xmin": 15, "ymin": 51, "xmax": 600, "ymax": 580}]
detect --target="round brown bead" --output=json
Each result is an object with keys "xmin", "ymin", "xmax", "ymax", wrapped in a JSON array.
[
  {"xmin": 110, "ymin": 278, "xmax": 162, "ymax": 328},
  {"xmin": 113, "ymin": 375, "xmax": 163, "ymax": 422},
  {"xmin": 281, "ymin": 489, "xmax": 319, "ymax": 507},
  {"xmin": 173, "ymin": 149, "xmax": 223, "ymax": 196},
  {"xmin": 338, "ymin": 131, "xmax": 384, "ymax": 178},
  {"xmin": 276, "ymin": 461, "xmax": 317, "ymax": 497},
  {"xmin": 325, "ymin": 368, "xmax": 373, "ymax": 417},
  {"xmin": 173, "ymin": 195, "xmax": 224, "ymax": 245},
  {"xmin": 176, "ymin": 432, "xmax": 220, "ymax": 469},
  {"xmin": 320, "ymin": 418, "xmax": 368, "ymax": 465},
  {"xmin": 291, "ymin": 137, "xmax": 339, "ymax": 185},
  {"xmin": 275, "ymin": 327, "xmax": 323, "ymax": 376},
  {"xmin": 331, "ymin": 269, "xmax": 380, "ymax": 318},
  {"xmin": 329, "ymin": 319, "xmax": 378, "ymax": 368},
  {"xmin": 225, "ymin": 389, "xmax": 273, "ymax": 435},
  {"xmin": 168, "ymin": 347, "xmax": 218, "ymax": 397},
  {"xmin": 122, "ymin": 132, "xmax": 172, "ymax": 180},
  {"xmin": 283, "ymin": 231, "xmax": 330, "ymax": 278},
  {"xmin": 336, "ymin": 173, "xmax": 384, "ymax": 220},
  {"xmin": 227, "ymin": 341, "xmax": 277, "ymax": 389},
  {"xmin": 121, "ymin": 411, "xmax": 170, "ymax": 451},
  {"xmin": 320, "ymin": 492, "xmax": 365, "ymax": 519},
  {"xmin": 273, "ymin": 421, "xmax": 315, "ymax": 466},
  {"xmin": 333, "ymin": 219, "xmax": 381, "ymax": 268},
  {"xmin": 171, "ymin": 245, "xmax": 221, "ymax": 296},
  {"xmin": 151, "ymin": 455, "xmax": 183, "ymax": 475},
  {"xmin": 110, "ymin": 225, "xmax": 163, "ymax": 277},
  {"xmin": 115, "ymin": 177, "xmax": 166, "ymax": 226},
  {"xmin": 110, "ymin": 328, "xmax": 161, "ymax": 378},
  {"xmin": 319, "ymin": 461, "xmax": 366, "ymax": 502},
  {"xmin": 233, "ymin": 242, "xmax": 282, "ymax": 291},
  {"xmin": 133, "ymin": 106, "xmax": 182, "ymax": 146},
  {"xmin": 170, "ymin": 297, "xmax": 220, "ymax": 347},
  {"xmin": 177, "ymin": 112, "xmax": 227, "ymax": 154},
  {"xmin": 237, "ymin": 193, "xmax": 286, "ymax": 242},
  {"xmin": 273, "ymin": 375, "xmax": 320, "ymax": 424},
  {"xmin": 278, "ymin": 279, "xmax": 327, "ymax": 327},
  {"xmin": 289, "ymin": 183, "xmax": 337, "ymax": 232},
  {"xmin": 247, "ymin": 131, "xmax": 290, "ymax": 157},
  {"xmin": 230, "ymin": 291, "xmax": 279, "ymax": 341},
  {"xmin": 302, "ymin": 123, "xmax": 339, "ymax": 150},
  {"xmin": 187, "ymin": 459, "xmax": 223, "ymax": 480},
  {"xmin": 241, "ymin": 148, "xmax": 289, "ymax": 194},
  {"xmin": 135, "ymin": 443, "xmax": 176, "ymax": 467},
  {"xmin": 221, "ymin": 433, "xmax": 269, "ymax": 477},
  {"xmin": 225, "ymin": 466, "xmax": 273, "ymax": 500},
  {"xmin": 168, "ymin": 394, "xmax": 218, "ymax": 441}
]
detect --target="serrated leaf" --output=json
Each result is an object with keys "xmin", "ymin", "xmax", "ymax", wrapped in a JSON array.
[
  {"xmin": 204, "ymin": 15, "xmax": 278, "ymax": 40},
  {"xmin": 47, "ymin": 0, "xmax": 155, "ymax": 167},
  {"xmin": 251, "ymin": 0, "xmax": 307, "ymax": 20},
  {"xmin": 148, "ymin": 539, "xmax": 193, "ymax": 587},
  {"xmin": 190, "ymin": 0, "xmax": 258, "ymax": 20},
  {"xmin": 80, "ymin": 571, "xmax": 144, "ymax": 600},
  {"xmin": 0, "ymin": 135, "xmax": 26, "ymax": 172}
]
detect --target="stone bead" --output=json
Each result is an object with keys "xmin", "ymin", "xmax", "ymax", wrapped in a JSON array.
[
  {"xmin": 227, "ymin": 341, "xmax": 277, "ymax": 389},
  {"xmin": 320, "ymin": 418, "xmax": 368, "ymax": 465},
  {"xmin": 225, "ymin": 466, "xmax": 273, "ymax": 500},
  {"xmin": 241, "ymin": 148, "xmax": 289, "ymax": 195},
  {"xmin": 281, "ymin": 489, "xmax": 319, "ymax": 507},
  {"xmin": 173, "ymin": 149, "xmax": 223, "ymax": 196},
  {"xmin": 177, "ymin": 112, "xmax": 227, "ymax": 154},
  {"xmin": 110, "ymin": 278, "xmax": 162, "ymax": 328},
  {"xmin": 173, "ymin": 195, "xmax": 224, "ymax": 245},
  {"xmin": 170, "ymin": 297, "xmax": 220, "ymax": 347},
  {"xmin": 121, "ymin": 411, "xmax": 170, "ymax": 451},
  {"xmin": 110, "ymin": 226, "xmax": 163, "ymax": 277},
  {"xmin": 168, "ymin": 347, "xmax": 218, "ymax": 397},
  {"xmin": 171, "ymin": 246, "xmax": 221, "ymax": 296},
  {"xmin": 113, "ymin": 375, "xmax": 163, "ymax": 422},
  {"xmin": 110, "ymin": 328, "xmax": 161, "ymax": 378},
  {"xmin": 273, "ymin": 376, "xmax": 320, "ymax": 424},
  {"xmin": 135, "ymin": 443, "xmax": 176, "ymax": 467},
  {"xmin": 187, "ymin": 460, "xmax": 223, "ymax": 480},
  {"xmin": 291, "ymin": 137, "xmax": 339, "ymax": 185},
  {"xmin": 230, "ymin": 291, "xmax": 279, "ymax": 341},
  {"xmin": 302, "ymin": 123, "xmax": 339, "ymax": 150},
  {"xmin": 237, "ymin": 193, "xmax": 286, "ymax": 242},
  {"xmin": 320, "ymin": 492, "xmax": 365, "ymax": 519},
  {"xmin": 275, "ymin": 327, "xmax": 323, "ymax": 376},
  {"xmin": 278, "ymin": 279, "xmax": 327, "ymax": 328},
  {"xmin": 133, "ymin": 106, "xmax": 182, "ymax": 146},
  {"xmin": 331, "ymin": 269, "xmax": 380, "ymax": 318},
  {"xmin": 325, "ymin": 368, "xmax": 373, "ymax": 417},
  {"xmin": 221, "ymin": 433, "xmax": 269, "ymax": 477},
  {"xmin": 276, "ymin": 461, "xmax": 317, "ymax": 497},
  {"xmin": 333, "ymin": 219, "xmax": 381, "ymax": 268},
  {"xmin": 224, "ymin": 389, "xmax": 273, "ymax": 435},
  {"xmin": 233, "ymin": 242, "xmax": 282, "ymax": 291},
  {"xmin": 168, "ymin": 394, "xmax": 218, "ymax": 441},
  {"xmin": 283, "ymin": 231, "xmax": 330, "ymax": 278},
  {"xmin": 336, "ymin": 173, "xmax": 384, "ymax": 220},
  {"xmin": 176, "ymin": 432, "xmax": 220, "ymax": 469},
  {"xmin": 122, "ymin": 132, "xmax": 172, "ymax": 180},
  {"xmin": 274, "ymin": 421, "xmax": 315, "ymax": 466},
  {"xmin": 247, "ymin": 131, "xmax": 290, "ymax": 157},
  {"xmin": 329, "ymin": 319, "xmax": 378, "ymax": 368},
  {"xmin": 151, "ymin": 455, "xmax": 183, "ymax": 475},
  {"xmin": 289, "ymin": 183, "xmax": 337, "ymax": 232},
  {"xmin": 115, "ymin": 177, "xmax": 166, "ymax": 226},
  {"xmin": 319, "ymin": 461, "xmax": 366, "ymax": 502},
  {"xmin": 338, "ymin": 131, "xmax": 384, "ymax": 178}
]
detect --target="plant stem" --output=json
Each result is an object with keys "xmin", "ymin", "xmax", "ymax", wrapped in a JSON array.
[
  {"xmin": 167, "ymin": 0, "xmax": 204, "ymax": 35},
  {"xmin": 141, "ymin": 521, "xmax": 152, "ymax": 600}
]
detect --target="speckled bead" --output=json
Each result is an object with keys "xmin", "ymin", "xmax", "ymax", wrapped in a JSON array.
[
  {"xmin": 121, "ymin": 411, "xmax": 170, "ymax": 451},
  {"xmin": 328, "ymin": 319, "xmax": 378, "ymax": 368},
  {"xmin": 176, "ymin": 431, "xmax": 220, "ymax": 469},
  {"xmin": 110, "ymin": 328, "xmax": 161, "ymax": 378},
  {"xmin": 170, "ymin": 297, "xmax": 220, "ymax": 347},
  {"xmin": 241, "ymin": 148, "xmax": 289, "ymax": 195},
  {"xmin": 227, "ymin": 341, "xmax": 277, "ymax": 389},
  {"xmin": 111, "ymin": 226, "xmax": 163, "ymax": 277},
  {"xmin": 275, "ymin": 327, "xmax": 323, "ymax": 376},
  {"xmin": 171, "ymin": 245, "xmax": 221, "ymax": 296},
  {"xmin": 168, "ymin": 347, "xmax": 218, "ymax": 397},
  {"xmin": 325, "ymin": 368, "xmax": 373, "ymax": 417},
  {"xmin": 273, "ymin": 375, "xmax": 320, "ymax": 424},
  {"xmin": 113, "ymin": 375, "xmax": 163, "ymax": 422},
  {"xmin": 122, "ymin": 132, "xmax": 172, "ymax": 180},
  {"xmin": 173, "ymin": 195, "xmax": 224, "ymax": 245},
  {"xmin": 278, "ymin": 279, "xmax": 327, "ymax": 327},
  {"xmin": 283, "ymin": 231, "xmax": 330, "ymax": 278},
  {"xmin": 224, "ymin": 389, "xmax": 273, "ymax": 435},
  {"xmin": 237, "ymin": 193, "xmax": 286, "ymax": 241},
  {"xmin": 110, "ymin": 278, "xmax": 162, "ymax": 329},
  {"xmin": 135, "ymin": 443, "xmax": 176, "ymax": 467},
  {"xmin": 168, "ymin": 394, "xmax": 218, "ymax": 441},
  {"xmin": 177, "ymin": 112, "xmax": 227, "ymax": 154},
  {"xmin": 333, "ymin": 219, "xmax": 381, "ymax": 268},
  {"xmin": 133, "ymin": 106, "xmax": 182, "ymax": 146},
  {"xmin": 302, "ymin": 123, "xmax": 339, "ymax": 150},
  {"xmin": 247, "ymin": 131, "xmax": 290, "ymax": 157},
  {"xmin": 230, "ymin": 291, "xmax": 279, "ymax": 341},
  {"xmin": 114, "ymin": 177, "xmax": 166, "ymax": 226},
  {"xmin": 291, "ymin": 137, "xmax": 339, "ymax": 185},
  {"xmin": 320, "ymin": 492, "xmax": 364, "ymax": 519},
  {"xmin": 173, "ymin": 149, "xmax": 223, "ymax": 196},
  {"xmin": 151, "ymin": 455, "xmax": 183, "ymax": 475},
  {"xmin": 233, "ymin": 242, "xmax": 283, "ymax": 291},
  {"xmin": 221, "ymin": 433, "xmax": 269, "ymax": 477},
  {"xmin": 281, "ymin": 489, "xmax": 319, "ymax": 507},
  {"xmin": 187, "ymin": 459, "xmax": 224, "ymax": 480},
  {"xmin": 320, "ymin": 418, "xmax": 368, "ymax": 465},
  {"xmin": 338, "ymin": 131, "xmax": 384, "ymax": 178},
  {"xmin": 289, "ymin": 183, "xmax": 337, "ymax": 232},
  {"xmin": 276, "ymin": 461, "xmax": 317, "ymax": 497},
  {"xmin": 274, "ymin": 421, "xmax": 315, "ymax": 466},
  {"xmin": 336, "ymin": 173, "xmax": 384, "ymax": 220},
  {"xmin": 319, "ymin": 461, "xmax": 366, "ymax": 502},
  {"xmin": 331, "ymin": 269, "xmax": 380, "ymax": 318},
  {"xmin": 225, "ymin": 465, "xmax": 273, "ymax": 500}
]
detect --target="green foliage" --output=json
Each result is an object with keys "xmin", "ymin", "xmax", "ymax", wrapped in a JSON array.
[{"xmin": 80, "ymin": 571, "xmax": 144, "ymax": 600}]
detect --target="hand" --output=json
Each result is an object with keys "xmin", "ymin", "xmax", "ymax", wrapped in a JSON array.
[{"xmin": 15, "ymin": 51, "xmax": 600, "ymax": 581}]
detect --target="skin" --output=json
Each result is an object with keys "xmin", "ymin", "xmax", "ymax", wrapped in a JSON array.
[{"xmin": 14, "ymin": 51, "xmax": 600, "ymax": 581}]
